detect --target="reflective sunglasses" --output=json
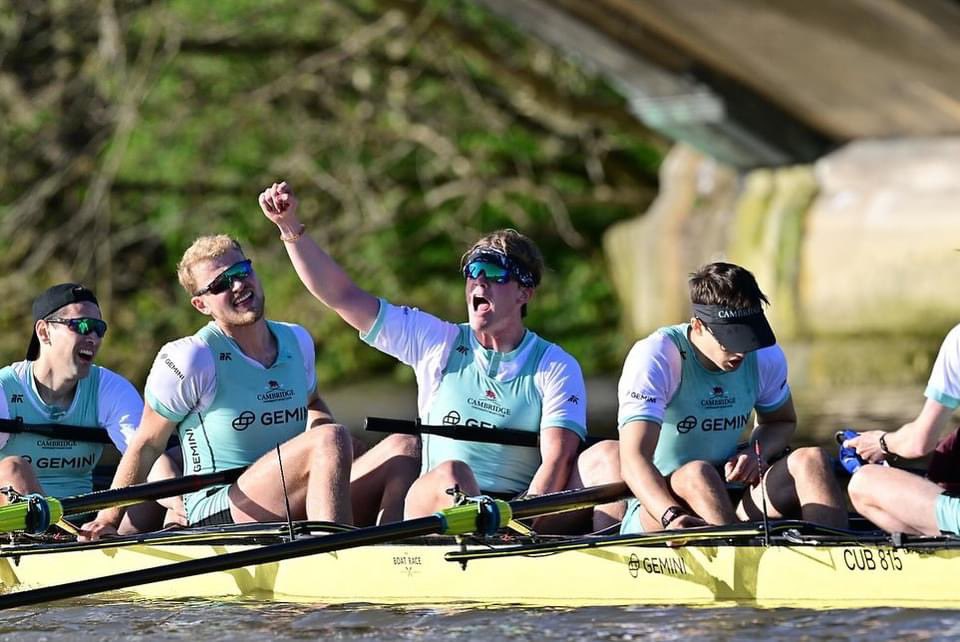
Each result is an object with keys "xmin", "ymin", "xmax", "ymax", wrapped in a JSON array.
[
  {"xmin": 461, "ymin": 248, "xmax": 536, "ymax": 288},
  {"xmin": 46, "ymin": 317, "xmax": 108, "ymax": 338},
  {"xmin": 463, "ymin": 260, "xmax": 512, "ymax": 284},
  {"xmin": 195, "ymin": 259, "xmax": 254, "ymax": 296}
]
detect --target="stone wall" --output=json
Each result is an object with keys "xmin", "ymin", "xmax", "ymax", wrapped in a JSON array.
[{"xmin": 604, "ymin": 138, "xmax": 960, "ymax": 388}]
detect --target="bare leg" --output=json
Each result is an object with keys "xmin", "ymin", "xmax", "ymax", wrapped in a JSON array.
[
  {"xmin": 228, "ymin": 423, "xmax": 353, "ymax": 524},
  {"xmin": 403, "ymin": 460, "xmax": 479, "ymax": 519},
  {"xmin": 849, "ymin": 464, "xmax": 943, "ymax": 535},
  {"xmin": 668, "ymin": 460, "xmax": 737, "ymax": 525},
  {"xmin": 536, "ymin": 440, "xmax": 625, "ymax": 534},
  {"xmin": 350, "ymin": 434, "xmax": 420, "ymax": 526},
  {"xmin": 739, "ymin": 446, "xmax": 847, "ymax": 528},
  {"xmin": 119, "ymin": 450, "xmax": 187, "ymax": 534},
  {"xmin": 0, "ymin": 456, "xmax": 43, "ymax": 498}
]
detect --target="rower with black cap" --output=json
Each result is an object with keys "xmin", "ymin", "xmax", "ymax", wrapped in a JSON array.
[
  {"xmin": 0, "ymin": 283, "xmax": 143, "ymax": 511},
  {"xmin": 616, "ymin": 262, "xmax": 847, "ymax": 533}
]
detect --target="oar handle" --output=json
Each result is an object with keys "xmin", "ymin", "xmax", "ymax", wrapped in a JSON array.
[
  {"xmin": 364, "ymin": 417, "xmax": 610, "ymax": 449},
  {"xmin": 61, "ymin": 466, "xmax": 247, "ymax": 515}
]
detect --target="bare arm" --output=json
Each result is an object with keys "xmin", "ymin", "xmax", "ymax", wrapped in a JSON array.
[
  {"xmin": 620, "ymin": 420, "xmax": 699, "ymax": 529},
  {"xmin": 306, "ymin": 388, "xmax": 336, "ymax": 429},
  {"xmin": 848, "ymin": 398, "xmax": 953, "ymax": 462},
  {"xmin": 259, "ymin": 181, "xmax": 380, "ymax": 333},
  {"xmin": 726, "ymin": 396, "xmax": 797, "ymax": 484},
  {"xmin": 79, "ymin": 404, "xmax": 175, "ymax": 540},
  {"xmin": 526, "ymin": 427, "xmax": 580, "ymax": 496}
]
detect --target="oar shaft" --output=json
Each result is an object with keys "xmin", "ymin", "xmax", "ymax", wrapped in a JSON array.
[
  {"xmin": 0, "ymin": 515, "xmax": 446, "ymax": 609},
  {"xmin": 510, "ymin": 482, "xmax": 629, "ymax": 520},
  {"xmin": 0, "ymin": 483, "xmax": 625, "ymax": 609},
  {"xmin": 60, "ymin": 466, "xmax": 247, "ymax": 516},
  {"xmin": 0, "ymin": 418, "xmax": 112, "ymax": 444},
  {"xmin": 364, "ymin": 417, "xmax": 609, "ymax": 449}
]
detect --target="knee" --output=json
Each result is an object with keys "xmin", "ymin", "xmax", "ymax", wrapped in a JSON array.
[
  {"xmin": 307, "ymin": 423, "xmax": 353, "ymax": 456},
  {"xmin": 787, "ymin": 447, "xmax": 833, "ymax": 477},
  {"xmin": 847, "ymin": 465, "xmax": 884, "ymax": 509},
  {"xmin": 378, "ymin": 433, "xmax": 421, "ymax": 458},
  {"xmin": 578, "ymin": 440, "xmax": 620, "ymax": 484},
  {"xmin": 0, "ymin": 456, "xmax": 32, "ymax": 477},
  {"xmin": 671, "ymin": 460, "xmax": 723, "ymax": 493},
  {"xmin": 432, "ymin": 459, "xmax": 472, "ymax": 481}
]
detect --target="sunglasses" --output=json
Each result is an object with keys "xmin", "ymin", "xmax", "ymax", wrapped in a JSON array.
[
  {"xmin": 463, "ymin": 260, "xmax": 512, "ymax": 284},
  {"xmin": 195, "ymin": 259, "xmax": 254, "ymax": 296},
  {"xmin": 46, "ymin": 317, "xmax": 108, "ymax": 338}
]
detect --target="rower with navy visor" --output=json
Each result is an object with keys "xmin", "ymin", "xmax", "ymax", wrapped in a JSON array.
[
  {"xmin": 258, "ymin": 181, "xmax": 623, "ymax": 533},
  {"xmin": 0, "ymin": 283, "xmax": 143, "ymax": 509},
  {"xmin": 617, "ymin": 262, "xmax": 847, "ymax": 533}
]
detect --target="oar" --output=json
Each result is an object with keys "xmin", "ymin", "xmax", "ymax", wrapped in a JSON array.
[
  {"xmin": 0, "ymin": 467, "xmax": 246, "ymax": 534},
  {"xmin": 0, "ymin": 481, "xmax": 628, "ymax": 609},
  {"xmin": 0, "ymin": 418, "xmax": 112, "ymax": 444},
  {"xmin": 364, "ymin": 416, "xmax": 610, "ymax": 448}
]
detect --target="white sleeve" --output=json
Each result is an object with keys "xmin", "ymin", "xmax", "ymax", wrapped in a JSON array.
[
  {"xmin": 926, "ymin": 323, "xmax": 960, "ymax": 409},
  {"xmin": 535, "ymin": 346, "xmax": 587, "ymax": 438},
  {"xmin": 96, "ymin": 369, "xmax": 145, "ymax": 453},
  {"xmin": 617, "ymin": 332, "xmax": 682, "ymax": 429},
  {"xmin": 360, "ymin": 299, "xmax": 460, "ymax": 413},
  {"xmin": 755, "ymin": 344, "xmax": 791, "ymax": 412},
  {"xmin": 144, "ymin": 336, "xmax": 217, "ymax": 421},
  {"xmin": 0, "ymin": 389, "xmax": 9, "ymax": 449},
  {"xmin": 282, "ymin": 322, "xmax": 318, "ymax": 394},
  {"xmin": 360, "ymin": 299, "xmax": 459, "ymax": 368}
]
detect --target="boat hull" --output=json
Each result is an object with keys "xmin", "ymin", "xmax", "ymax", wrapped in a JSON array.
[{"xmin": 0, "ymin": 532, "xmax": 956, "ymax": 608}]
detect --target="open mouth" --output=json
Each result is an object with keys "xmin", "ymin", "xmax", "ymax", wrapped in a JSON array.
[
  {"xmin": 234, "ymin": 291, "xmax": 254, "ymax": 306},
  {"xmin": 472, "ymin": 295, "xmax": 491, "ymax": 313},
  {"xmin": 77, "ymin": 348, "xmax": 95, "ymax": 363}
]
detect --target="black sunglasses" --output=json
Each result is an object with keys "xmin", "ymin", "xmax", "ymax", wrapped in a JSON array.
[
  {"xmin": 195, "ymin": 259, "xmax": 254, "ymax": 296},
  {"xmin": 46, "ymin": 317, "xmax": 108, "ymax": 338}
]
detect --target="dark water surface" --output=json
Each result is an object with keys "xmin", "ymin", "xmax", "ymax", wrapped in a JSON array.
[{"xmin": 2, "ymin": 600, "xmax": 960, "ymax": 641}]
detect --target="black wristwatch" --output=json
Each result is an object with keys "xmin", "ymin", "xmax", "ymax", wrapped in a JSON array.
[
  {"xmin": 879, "ymin": 433, "xmax": 899, "ymax": 461},
  {"xmin": 660, "ymin": 505, "xmax": 687, "ymax": 528}
]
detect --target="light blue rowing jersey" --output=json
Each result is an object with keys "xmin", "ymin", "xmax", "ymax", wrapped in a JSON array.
[
  {"xmin": 148, "ymin": 322, "xmax": 310, "ymax": 522},
  {"xmin": 653, "ymin": 325, "xmax": 762, "ymax": 475},
  {"xmin": 423, "ymin": 326, "xmax": 553, "ymax": 494},
  {"xmin": 0, "ymin": 363, "xmax": 103, "ymax": 497}
]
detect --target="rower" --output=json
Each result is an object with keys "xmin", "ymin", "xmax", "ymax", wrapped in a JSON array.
[
  {"xmin": 79, "ymin": 234, "xmax": 353, "ymax": 540},
  {"xmin": 845, "ymin": 322, "xmax": 960, "ymax": 535},
  {"xmin": 0, "ymin": 284, "xmax": 143, "ymax": 520},
  {"xmin": 258, "ymin": 181, "xmax": 622, "ymax": 532},
  {"xmin": 617, "ymin": 262, "xmax": 848, "ymax": 533}
]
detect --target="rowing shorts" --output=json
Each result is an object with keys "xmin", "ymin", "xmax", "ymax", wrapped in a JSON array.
[
  {"xmin": 189, "ymin": 484, "xmax": 235, "ymax": 526},
  {"xmin": 620, "ymin": 499, "xmax": 645, "ymax": 534},
  {"xmin": 935, "ymin": 491, "xmax": 960, "ymax": 535}
]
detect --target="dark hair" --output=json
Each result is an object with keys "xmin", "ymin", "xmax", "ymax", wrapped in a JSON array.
[{"xmin": 688, "ymin": 262, "xmax": 769, "ymax": 309}]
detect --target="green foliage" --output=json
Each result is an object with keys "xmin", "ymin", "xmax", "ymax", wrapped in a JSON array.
[{"xmin": 0, "ymin": 0, "xmax": 662, "ymax": 388}]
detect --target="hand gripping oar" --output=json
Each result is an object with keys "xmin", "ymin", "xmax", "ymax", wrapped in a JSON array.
[
  {"xmin": 364, "ymin": 416, "xmax": 608, "ymax": 449},
  {"xmin": 0, "ymin": 467, "xmax": 247, "ymax": 534},
  {"xmin": 0, "ymin": 418, "xmax": 112, "ymax": 444},
  {"xmin": 0, "ymin": 481, "xmax": 628, "ymax": 609}
]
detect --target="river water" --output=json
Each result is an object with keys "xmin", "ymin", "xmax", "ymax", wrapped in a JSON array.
[
  {"xmin": 4, "ymin": 599, "xmax": 960, "ymax": 641},
  {"xmin": 0, "ymin": 380, "xmax": 950, "ymax": 640}
]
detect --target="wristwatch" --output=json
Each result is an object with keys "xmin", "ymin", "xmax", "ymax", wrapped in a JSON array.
[{"xmin": 660, "ymin": 505, "xmax": 687, "ymax": 528}]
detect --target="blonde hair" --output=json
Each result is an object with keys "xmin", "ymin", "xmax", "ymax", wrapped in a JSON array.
[
  {"xmin": 177, "ymin": 234, "xmax": 245, "ymax": 295},
  {"xmin": 460, "ymin": 228, "xmax": 544, "ymax": 287}
]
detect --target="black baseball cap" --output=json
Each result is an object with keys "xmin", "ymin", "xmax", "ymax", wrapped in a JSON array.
[
  {"xmin": 26, "ymin": 283, "xmax": 100, "ymax": 360},
  {"xmin": 691, "ymin": 302, "xmax": 776, "ymax": 353}
]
